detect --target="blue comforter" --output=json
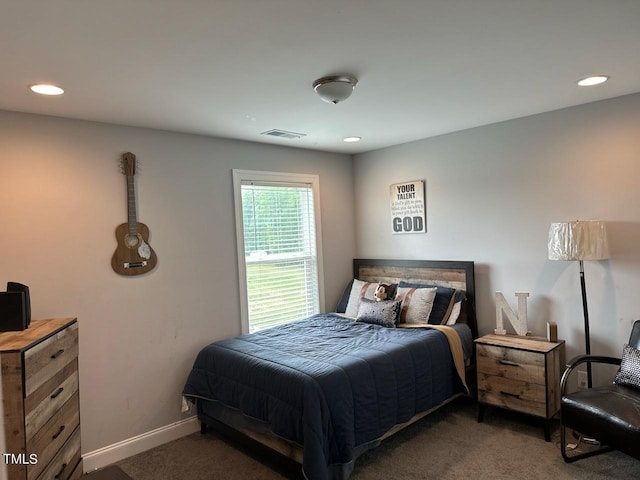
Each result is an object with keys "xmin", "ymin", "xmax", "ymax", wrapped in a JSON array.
[{"xmin": 183, "ymin": 313, "xmax": 468, "ymax": 480}]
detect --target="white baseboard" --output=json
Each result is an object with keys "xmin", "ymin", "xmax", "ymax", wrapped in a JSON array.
[{"xmin": 82, "ymin": 416, "xmax": 200, "ymax": 473}]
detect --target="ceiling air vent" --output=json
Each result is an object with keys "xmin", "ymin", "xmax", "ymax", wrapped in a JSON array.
[{"xmin": 261, "ymin": 129, "xmax": 306, "ymax": 140}]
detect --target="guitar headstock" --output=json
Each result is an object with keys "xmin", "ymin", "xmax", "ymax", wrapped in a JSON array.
[{"xmin": 120, "ymin": 152, "xmax": 137, "ymax": 176}]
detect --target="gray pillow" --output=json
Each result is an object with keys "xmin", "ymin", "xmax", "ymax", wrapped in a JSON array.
[
  {"xmin": 614, "ymin": 344, "xmax": 640, "ymax": 390},
  {"xmin": 356, "ymin": 298, "xmax": 402, "ymax": 328}
]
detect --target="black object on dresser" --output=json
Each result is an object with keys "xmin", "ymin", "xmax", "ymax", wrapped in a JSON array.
[{"xmin": 0, "ymin": 281, "xmax": 31, "ymax": 331}]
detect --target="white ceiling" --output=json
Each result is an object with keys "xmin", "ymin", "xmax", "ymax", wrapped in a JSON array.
[{"xmin": 2, "ymin": 1, "xmax": 640, "ymax": 154}]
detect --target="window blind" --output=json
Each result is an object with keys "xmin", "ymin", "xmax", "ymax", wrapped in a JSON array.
[{"xmin": 241, "ymin": 181, "xmax": 320, "ymax": 332}]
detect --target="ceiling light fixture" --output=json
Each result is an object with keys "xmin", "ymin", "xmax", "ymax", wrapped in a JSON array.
[
  {"xmin": 343, "ymin": 136, "xmax": 362, "ymax": 143},
  {"xmin": 313, "ymin": 75, "xmax": 358, "ymax": 104},
  {"xmin": 577, "ymin": 75, "xmax": 609, "ymax": 87},
  {"xmin": 29, "ymin": 83, "xmax": 65, "ymax": 95}
]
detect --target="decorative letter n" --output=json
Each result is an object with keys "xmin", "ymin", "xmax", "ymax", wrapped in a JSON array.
[{"xmin": 494, "ymin": 291, "xmax": 530, "ymax": 336}]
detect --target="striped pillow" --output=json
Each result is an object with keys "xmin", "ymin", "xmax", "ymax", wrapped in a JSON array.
[
  {"xmin": 395, "ymin": 287, "xmax": 437, "ymax": 324},
  {"xmin": 344, "ymin": 280, "xmax": 378, "ymax": 317}
]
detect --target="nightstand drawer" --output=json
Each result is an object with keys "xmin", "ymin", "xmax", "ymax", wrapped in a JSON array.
[
  {"xmin": 476, "ymin": 344, "xmax": 545, "ymax": 384},
  {"xmin": 24, "ymin": 322, "xmax": 78, "ymax": 397},
  {"xmin": 27, "ymin": 394, "xmax": 80, "ymax": 480},
  {"xmin": 25, "ymin": 361, "xmax": 79, "ymax": 440},
  {"xmin": 478, "ymin": 373, "xmax": 547, "ymax": 417}
]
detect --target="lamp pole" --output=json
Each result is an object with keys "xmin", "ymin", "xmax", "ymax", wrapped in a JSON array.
[{"xmin": 578, "ymin": 260, "xmax": 593, "ymax": 388}]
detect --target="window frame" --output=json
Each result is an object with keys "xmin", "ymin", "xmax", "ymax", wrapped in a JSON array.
[{"xmin": 232, "ymin": 169, "xmax": 325, "ymax": 334}]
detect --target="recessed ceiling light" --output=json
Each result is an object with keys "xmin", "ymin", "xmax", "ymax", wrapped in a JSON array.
[
  {"xmin": 343, "ymin": 136, "xmax": 361, "ymax": 143},
  {"xmin": 29, "ymin": 83, "xmax": 65, "ymax": 95},
  {"xmin": 577, "ymin": 75, "xmax": 609, "ymax": 87}
]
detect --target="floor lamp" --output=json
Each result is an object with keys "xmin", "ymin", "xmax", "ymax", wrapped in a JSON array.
[{"xmin": 548, "ymin": 220, "xmax": 610, "ymax": 388}]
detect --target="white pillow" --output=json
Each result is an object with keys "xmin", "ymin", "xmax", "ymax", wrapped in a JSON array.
[
  {"xmin": 344, "ymin": 279, "xmax": 378, "ymax": 317},
  {"xmin": 396, "ymin": 287, "xmax": 437, "ymax": 324}
]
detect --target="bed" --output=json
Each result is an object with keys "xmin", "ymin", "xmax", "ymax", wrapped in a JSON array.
[{"xmin": 182, "ymin": 259, "xmax": 477, "ymax": 480}]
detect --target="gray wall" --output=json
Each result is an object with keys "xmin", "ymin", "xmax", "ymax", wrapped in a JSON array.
[
  {"xmin": 0, "ymin": 110, "xmax": 356, "ymax": 453},
  {"xmin": 353, "ymin": 93, "xmax": 640, "ymax": 362},
  {"xmin": 2, "ymin": 91, "xmax": 639, "ymax": 457}
]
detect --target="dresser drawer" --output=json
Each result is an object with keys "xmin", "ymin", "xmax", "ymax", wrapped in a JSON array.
[
  {"xmin": 24, "ymin": 322, "xmax": 78, "ymax": 397},
  {"xmin": 68, "ymin": 459, "xmax": 84, "ymax": 480},
  {"xmin": 476, "ymin": 344, "xmax": 545, "ymax": 384},
  {"xmin": 27, "ymin": 394, "xmax": 80, "ymax": 480},
  {"xmin": 35, "ymin": 426, "xmax": 81, "ymax": 480},
  {"xmin": 25, "ymin": 361, "xmax": 78, "ymax": 440}
]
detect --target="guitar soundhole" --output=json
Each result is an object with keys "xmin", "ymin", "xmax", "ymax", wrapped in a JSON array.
[{"xmin": 125, "ymin": 234, "xmax": 141, "ymax": 248}]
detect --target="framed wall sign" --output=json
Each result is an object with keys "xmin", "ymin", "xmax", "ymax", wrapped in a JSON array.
[{"xmin": 390, "ymin": 180, "xmax": 426, "ymax": 234}]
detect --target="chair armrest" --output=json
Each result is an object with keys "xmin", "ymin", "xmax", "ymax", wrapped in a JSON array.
[
  {"xmin": 560, "ymin": 354, "xmax": 621, "ymax": 395},
  {"xmin": 566, "ymin": 354, "xmax": 621, "ymax": 369}
]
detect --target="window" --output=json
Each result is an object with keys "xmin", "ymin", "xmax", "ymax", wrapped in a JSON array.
[{"xmin": 233, "ymin": 170, "xmax": 324, "ymax": 333}]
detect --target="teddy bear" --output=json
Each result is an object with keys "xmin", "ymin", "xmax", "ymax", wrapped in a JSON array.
[{"xmin": 374, "ymin": 283, "xmax": 391, "ymax": 301}]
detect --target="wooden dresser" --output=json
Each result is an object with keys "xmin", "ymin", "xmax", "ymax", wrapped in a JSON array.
[
  {"xmin": 0, "ymin": 317, "xmax": 82, "ymax": 480},
  {"xmin": 475, "ymin": 333, "xmax": 565, "ymax": 441}
]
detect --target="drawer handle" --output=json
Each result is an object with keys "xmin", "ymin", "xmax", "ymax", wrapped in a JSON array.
[
  {"xmin": 52, "ymin": 425, "xmax": 66, "ymax": 440},
  {"xmin": 51, "ymin": 349, "xmax": 65, "ymax": 359},
  {"xmin": 54, "ymin": 463, "xmax": 67, "ymax": 479},
  {"xmin": 51, "ymin": 387, "xmax": 64, "ymax": 399},
  {"xmin": 500, "ymin": 390, "xmax": 521, "ymax": 399},
  {"xmin": 499, "ymin": 359, "xmax": 520, "ymax": 367}
]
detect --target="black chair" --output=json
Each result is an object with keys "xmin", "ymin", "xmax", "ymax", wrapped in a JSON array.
[{"xmin": 560, "ymin": 319, "xmax": 640, "ymax": 462}]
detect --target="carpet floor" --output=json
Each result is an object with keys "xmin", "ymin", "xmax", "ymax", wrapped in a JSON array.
[
  {"xmin": 112, "ymin": 397, "xmax": 640, "ymax": 479},
  {"xmin": 85, "ymin": 465, "xmax": 132, "ymax": 479}
]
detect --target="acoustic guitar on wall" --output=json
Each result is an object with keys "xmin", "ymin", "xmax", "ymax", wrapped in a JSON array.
[{"xmin": 111, "ymin": 152, "xmax": 157, "ymax": 275}]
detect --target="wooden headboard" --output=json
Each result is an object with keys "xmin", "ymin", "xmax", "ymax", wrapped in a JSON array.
[{"xmin": 353, "ymin": 258, "xmax": 477, "ymax": 338}]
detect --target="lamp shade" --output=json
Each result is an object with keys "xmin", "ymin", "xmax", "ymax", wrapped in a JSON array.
[{"xmin": 548, "ymin": 220, "xmax": 610, "ymax": 261}]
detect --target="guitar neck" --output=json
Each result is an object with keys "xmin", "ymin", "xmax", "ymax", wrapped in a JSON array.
[{"xmin": 126, "ymin": 175, "xmax": 138, "ymax": 236}]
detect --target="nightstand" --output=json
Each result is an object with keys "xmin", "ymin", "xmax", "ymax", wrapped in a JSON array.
[{"xmin": 475, "ymin": 334, "xmax": 566, "ymax": 441}]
